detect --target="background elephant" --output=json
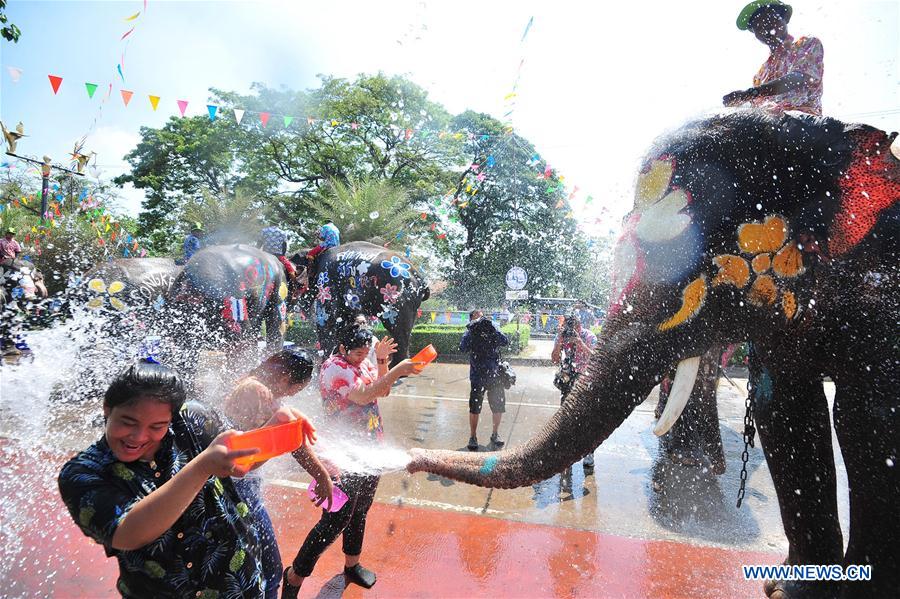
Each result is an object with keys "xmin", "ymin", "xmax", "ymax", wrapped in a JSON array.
[
  {"xmin": 166, "ymin": 244, "xmax": 289, "ymax": 358},
  {"xmin": 409, "ymin": 112, "xmax": 899, "ymax": 597},
  {"xmin": 77, "ymin": 257, "xmax": 182, "ymax": 314},
  {"xmin": 291, "ymin": 240, "xmax": 430, "ymax": 365}
]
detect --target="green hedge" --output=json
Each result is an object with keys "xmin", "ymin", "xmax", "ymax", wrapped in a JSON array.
[{"xmin": 286, "ymin": 320, "xmax": 531, "ymax": 356}]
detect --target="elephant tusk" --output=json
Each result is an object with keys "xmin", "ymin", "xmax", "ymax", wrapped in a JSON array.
[
  {"xmin": 891, "ymin": 134, "xmax": 900, "ymax": 161},
  {"xmin": 652, "ymin": 356, "xmax": 701, "ymax": 437}
]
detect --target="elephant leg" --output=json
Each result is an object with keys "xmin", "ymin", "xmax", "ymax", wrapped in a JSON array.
[
  {"xmin": 263, "ymin": 304, "xmax": 284, "ymax": 354},
  {"xmin": 832, "ymin": 376, "xmax": 900, "ymax": 597},
  {"xmin": 753, "ymin": 362, "xmax": 843, "ymax": 599}
]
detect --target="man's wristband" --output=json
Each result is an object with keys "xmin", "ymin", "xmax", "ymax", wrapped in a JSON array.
[{"xmin": 377, "ymin": 359, "xmax": 388, "ymax": 364}]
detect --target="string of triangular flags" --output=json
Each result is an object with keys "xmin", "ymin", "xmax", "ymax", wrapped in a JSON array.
[{"xmin": 6, "ymin": 66, "xmax": 514, "ymax": 141}]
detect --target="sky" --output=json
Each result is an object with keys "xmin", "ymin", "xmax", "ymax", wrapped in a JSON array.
[{"xmin": 0, "ymin": 0, "xmax": 897, "ymax": 234}]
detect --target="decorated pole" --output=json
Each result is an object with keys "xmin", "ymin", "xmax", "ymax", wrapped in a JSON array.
[{"xmin": 5, "ymin": 152, "xmax": 84, "ymax": 221}]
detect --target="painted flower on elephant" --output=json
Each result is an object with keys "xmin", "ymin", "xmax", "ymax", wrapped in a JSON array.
[
  {"xmin": 86, "ymin": 278, "xmax": 128, "ymax": 311},
  {"xmin": 711, "ymin": 214, "xmax": 804, "ymax": 321},
  {"xmin": 380, "ymin": 283, "xmax": 401, "ymax": 304},
  {"xmin": 611, "ymin": 155, "xmax": 690, "ymax": 316},
  {"xmin": 317, "ymin": 271, "xmax": 330, "ymax": 287},
  {"xmin": 379, "ymin": 303, "xmax": 399, "ymax": 325},
  {"xmin": 356, "ymin": 261, "xmax": 371, "ymax": 277},
  {"xmin": 317, "ymin": 286, "xmax": 332, "ymax": 302},
  {"xmin": 381, "ymin": 256, "xmax": 411, "ymax": 279},
  {"xmin": 315, "ymin": 301, "xmax": 327, "ymax": 327},
  {"xmin": 344, "ymin": 291, "xmax": 361, "ymax": 310}
]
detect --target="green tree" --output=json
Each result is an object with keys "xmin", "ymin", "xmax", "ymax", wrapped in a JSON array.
[
  {"xmin": 0, "ymin": 0, "xmax": 21, "ymax": 43},
  {"xmin": 114, "ymin": 115, "xmax": 251, "ymax": 252},
  {"xmin": 302, "ymin": 178, "xmax": 417, "ymax": 244},
  {"xmin": 443, "ymin": 111, "xmax": 590, "ymax": 307},
  {"xmin": 211, "ymin": 73, "xmax": 464, "ymax": 221}
]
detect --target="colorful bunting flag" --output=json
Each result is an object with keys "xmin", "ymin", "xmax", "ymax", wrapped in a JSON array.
[
  {"xmin": 234, "ymin": 109, "xmax": 245, "ymax": 124},
  {"xmin": 207, "ymin": 105, "xmax": 218, "ymax": 121},
  {"xmin": 177, "ymin": 100, "xmax": 188, "ymax": 116},
  {"xmin": 283, "ymin": 115, "xmax": 293, "ymax": 127},
  {"xmin": 260, "ymin": 112, "xmax": 270, "ymax": 127},
  {"xmin": 48, "ymin": 75, "xmax": 63, "ymax": 94},
  {"xmin": 121, "ymin": 89, "xmax": 133, "ymax": 106},
  {"xmin": 6, "ymin": 66, "xmax": 22, "ymax": 83},
  {"xmin": 85, "ymin": 82, "xmax": 98, "ymax": 98},
  {"xmin": 148, "ymin": 95, "xmax": 160, "ymax": 111}
]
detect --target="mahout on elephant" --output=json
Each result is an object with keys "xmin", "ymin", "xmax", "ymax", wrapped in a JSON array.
[
  {"xmin": 408, "ymin": 110, "xmax": 900, "ymax": 598},
  {"xmin": 290, "ymin": 240, "xmax": 430, "ymax": 366}
]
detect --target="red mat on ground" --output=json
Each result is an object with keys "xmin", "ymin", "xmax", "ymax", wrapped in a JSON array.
[{"xmin": 1, "ymin": 438, "xmax": 779, "ymax": 599}]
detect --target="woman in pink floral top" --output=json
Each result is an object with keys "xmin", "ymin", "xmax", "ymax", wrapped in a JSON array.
[{"xmin": 282, "ymin": 324, "xmax": 419, "ymax": 595}]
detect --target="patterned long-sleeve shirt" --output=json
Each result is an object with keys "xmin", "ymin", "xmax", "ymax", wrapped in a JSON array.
[
  {"xmin": 752, "ymin": 35, "xmax": 824, "ymax": 115},
  {"xmin": 58, "ymin": 402, "xmax": 269, "ymax": 598}
]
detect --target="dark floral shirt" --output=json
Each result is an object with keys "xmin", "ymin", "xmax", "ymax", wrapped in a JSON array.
[{"xmin": 58, "ymin": 402, "xmax": 268, "ymax": 598}]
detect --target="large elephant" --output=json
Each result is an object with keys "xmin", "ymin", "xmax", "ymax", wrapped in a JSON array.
[
  {"xmin": 408, "ymin": 111, "xmax": 899, "ymax": 597},
  {"xmin": 290, "ymin": 241, "xmax": 430, "ymax": 364}
]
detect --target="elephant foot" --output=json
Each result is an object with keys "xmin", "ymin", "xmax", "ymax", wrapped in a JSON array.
[{"xmin": 764, "ymin": 572, "xmax": 840, "ymax": 599}]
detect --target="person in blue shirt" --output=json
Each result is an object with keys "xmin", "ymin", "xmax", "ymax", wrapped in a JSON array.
[
  {"xmin": 459, "ymin": 310, "xmax": 509, "ymax": 451},
  {"xmin": 180, "ymin": 222, "xmax": 203, "ymax": 264}
]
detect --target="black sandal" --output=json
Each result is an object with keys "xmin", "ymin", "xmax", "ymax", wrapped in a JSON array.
[{"xmin": 344, "ymin": 563, "xmax": 377, "ymax": 588}]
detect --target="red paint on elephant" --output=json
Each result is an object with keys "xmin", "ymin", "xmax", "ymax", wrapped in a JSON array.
[{"xmin": 830, "ymin": 129, "xmax": 900, "ymax": 256}]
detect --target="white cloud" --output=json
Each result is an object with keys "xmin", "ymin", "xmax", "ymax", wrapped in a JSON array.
[{"xmin": 84, "ymin": 125, "xmax": 144, "ymax": 215}]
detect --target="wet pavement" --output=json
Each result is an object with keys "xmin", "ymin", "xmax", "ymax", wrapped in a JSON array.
[{"xmin": 0, "ymin": 352, "xmax": 852, "ymax": 597}]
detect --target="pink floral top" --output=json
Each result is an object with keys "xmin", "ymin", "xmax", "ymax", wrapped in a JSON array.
[
  {"xmin": 752, "ymin": 35, "xmax": 824, "ymax": 115},
  {"xmin": 320, "ymin": 354, "xmax": 383, "ymax": 443}
]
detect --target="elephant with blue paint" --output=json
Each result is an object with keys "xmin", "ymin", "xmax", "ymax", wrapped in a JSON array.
[
  {"xmin": 166, "ymin": 244, "xmax": 290, "ymax": 353},
  {"xmin": 291, "ymin": 241, "xmax": 430, "ymax": 364}
]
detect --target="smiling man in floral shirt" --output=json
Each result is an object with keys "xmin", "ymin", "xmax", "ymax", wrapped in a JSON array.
[{"xmin": 724, "ymin": 0, "xmax": 824, "ymax": 115}]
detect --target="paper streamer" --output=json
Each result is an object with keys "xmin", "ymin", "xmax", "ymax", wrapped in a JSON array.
[
  {"xmin": 121, "ymin": 27, "xmax": 135, "ymax": 41},
  {"xmin": 124, "ymin": 11, "xmax": 140, "ymax": 21}
]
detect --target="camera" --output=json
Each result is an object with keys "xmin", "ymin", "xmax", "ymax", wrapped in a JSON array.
[{"xmin": 561, "ymin": 315, "xmax": 577, "ymax": 339}]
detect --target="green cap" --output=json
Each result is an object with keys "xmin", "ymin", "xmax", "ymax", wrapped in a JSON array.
[
  {"xmin": 5, "ymin": 227, "xmax": 15, "ymax": 235},
  {"xmin": 191, "ymin": 222, "xmax": 203, "ymax": 231},
  {"xmin": 736, "ymin": 0, "xmax": 791, "ymax": 31}
]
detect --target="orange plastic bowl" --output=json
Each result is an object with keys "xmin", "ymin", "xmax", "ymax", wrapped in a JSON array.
[
  {"xmin": 411, "ymin": 344, "xmax": 438, "ymax": 372},
  {"xmin": 225, "ymin": 419, "xmax": 306, "ymax": 467}
]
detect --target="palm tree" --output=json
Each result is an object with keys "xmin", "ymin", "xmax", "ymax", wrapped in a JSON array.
[
  {"xmin": 182, "ymin": 189, "xmax": 264, "ymax": 245},
  {"xmin": 303, "ymin": 178, "xmax": 417, "ymax": 244}
]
